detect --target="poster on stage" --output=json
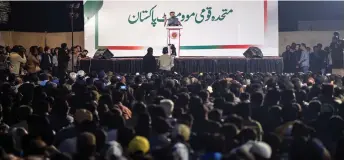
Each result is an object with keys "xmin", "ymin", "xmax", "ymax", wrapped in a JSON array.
[{"xmin": 84, "ymin": 0, "xmax": 278, "ymax": 57}]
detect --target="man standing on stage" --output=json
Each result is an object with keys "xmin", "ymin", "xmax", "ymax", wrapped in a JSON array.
[
  {"xmin": 164, "ymin": 11, "xmax": 182, "ymax": 26},
  {"xmin": 330, "ymin": 31, "xmax": 344, "ymax": 69}
]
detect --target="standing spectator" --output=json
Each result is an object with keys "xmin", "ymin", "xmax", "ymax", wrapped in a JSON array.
[
  {"xmin": 143, "ymin": 47, "xmax": 157, "ymax": 73},
  {"xmin": 309, "ymin": 45, "xmax": 318, "ymax": 73},
  {"xmin": 330, "ymin": 32, "xmax": 344, "ymax": 68},
  {"xmin": 9, "ymin": 45, "xmax": 26, "ymax": 76},
  {"xmin": 289, "ymin": 43, "xmax": 299, "ymax": 73},
  {"xmin": 68, "ymin": 47, "xmax": 79, "ymax": 72},
  {"xmin": 282, "ymin": 45, "xmax": 291, "ymax": 73},
  {"xmin": 52, "ymin": 48, "xmax": 59, "ymax": 76},
  {"xmin": 324, "ymin": 46, "xmax": 332, "ymax": 74},
  {"xmin": 26, "ymin": 47, "xmax": 41, "ymax": 74},
  {"xmin": 40, "ymin": 46, "xmax": 53, "ymax": 72},
  {"xmin": 298, "ymin": 43, "xmax": 310, "ymax": 73},
  {"xmin": 58, "ymin": 43, "xmax": 70, "ymax": 84}
]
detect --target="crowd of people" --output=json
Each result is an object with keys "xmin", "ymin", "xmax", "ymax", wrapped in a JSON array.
[
  {"xmin": 282, "ymin": 32, "xmax": 344, "ymax": 74},
  {"xmin": 1, "ymin": 39, "xmax": 344, "ymax": 160},
  {"xmin": 0, "ymin": 44, "xmax": 90, "ymax": 84}
]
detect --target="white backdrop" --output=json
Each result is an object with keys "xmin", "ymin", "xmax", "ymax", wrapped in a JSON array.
[{"xmin": 84, "ymin": 0, "xmax": 279, "ymax": 57}]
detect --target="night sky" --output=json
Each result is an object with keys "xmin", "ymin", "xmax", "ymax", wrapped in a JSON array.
[{"xmin": 0, "ymin": 1, "xmax": 343, "ymax": 32}]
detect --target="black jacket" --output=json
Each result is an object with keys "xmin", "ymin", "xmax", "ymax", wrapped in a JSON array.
[
  {"xmin": 58, "ymin": 49, "xmax": 70, "ymax": 69},
  {"xmin": 143, "ymin": 54, "xmax": 157, "ymax": 73}
]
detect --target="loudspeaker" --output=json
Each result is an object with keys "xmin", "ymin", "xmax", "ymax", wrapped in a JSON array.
[
  {"xmin": 243, "ymin": 47, "xmax": 263, "ymax": 58},
  {"xmin": 93, "ymin": 49, "xmax": 114, "ymax": 59}
]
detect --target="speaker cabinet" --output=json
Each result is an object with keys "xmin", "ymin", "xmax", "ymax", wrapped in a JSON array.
[
  {"xmin": 243, "ymin": 47, "xmax": 263, "ymax": 58},
  {"xmin": 93, "ymin": 49, "xmax": 114, "ymax": 59}
]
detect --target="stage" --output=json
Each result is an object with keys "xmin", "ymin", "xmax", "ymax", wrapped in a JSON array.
[{"xmin": 79, "ymin": 57, "xmax": 283, "ymax": 74}]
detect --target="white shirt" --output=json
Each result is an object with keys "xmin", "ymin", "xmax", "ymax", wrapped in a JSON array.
[{"xmin": 158, "ymin": 54, "xmax": 174, "ymax": 71}]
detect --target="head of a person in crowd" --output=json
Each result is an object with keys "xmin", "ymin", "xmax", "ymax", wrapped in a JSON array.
[
  {"xmin": 285, "ymin": 45, "xmax": 290, "ymax": 51},
  {"xmin": 313, "ymin": 45, "xmax": 318, "ymax": 53},
  {"xmin": 76, "ymin": 132, "xmax": 96, "ymax": 158},
  {"xmin": 300, "ymin": 43, "xmax": 307, "ymax": 51},
  {"xmin": 104, "ymin": 110, "xmax": 125, "ymax": 130},
  {"xmin": 296, "ymin": 44, "xmax": 301, "ymax": 51},
  {"xmin": 307, "ymin": 100, "xmax": 321, "ymax": 119},
  {"xmin": 221, "ymin": 123, "xmax": 239, "ymax": 141},
  {"xmin": 29, "ymin": 46, "xmax": 38, "ymax": 55},
  {"xmin": 238, "ymin": 128, "xmax": 257, "ymax": 144},
  {"xmin": 160, "ymin": 99, "xmax": 174, "ymax": 118},
  {"xmin": 61, "ymin": 43, "xmax": 67, "ymax": 50},
  {"xmin": 334, "ymin": 31, "xmax": 340, "ymax": 39},
  {"xmin": 72, "ymin": 46, "xmax": 78, "ymax": 54},
  {"xmin": 76, "ymin": 45, "xmax": 82, "ymax": 52},
  {"xmin": 5, "ymin": 46, "xmax": 11, "ymax": 53},
  {"xmin": 317, "ymin": 43, "xmax": 323, "ymax": 50},
  {"xmin": 236, "ymin": 102, "xmax": 252, "ymax": 120},
  {"xmin": 16, "ymin": 105, "xmax": 33, "ymax": 122},
  {"xmin": 112, "ymin": 89, "xmax": 125, "ymax": 104},
  {"xmin": 306, "ymin": 47, "xmax": 311, "ymax": 52},
  {"xmin": 263, "ymin": 89, "xmax": 280, "ymax": 106},
  {"xmin": 282, "ymin": 103, "xmax": 301, "ymax": 122},
  {"xmin": 162, "ymin": 47, "xmax": 168, "ymax": 55},
  {"xmin": 134, "ymin": 75, "xmax": 143, "ymax": 85},
  {"xmin": 250, "ymin": 92, "xmax": 263, "ymax": 107},
  {"xmin": 44, "ymin": 46, "xmax": 50, "ymax": 54},
  {"xmin": 0, "ymin": 46, "xmax": 5, "ymax": 55},
  {"xmin": 146, "ymin": 47, "xmax": 153, "ymax": 56},
  {"xmin": 128, "ymin": 136, "xmax": 150, "ymax": 159},
  {"xmin": 208, "ymin": 109, "xmax": 223, "ymax": 123},
  {"xmin": 51, "ymin": 99, "xmax": 70, "ymax": 117},
  {"xmin": 290, "ymin": 43, "xmax": 296, "ymax": 50},
  {"xmin": 280, "ymin": 89, "xmax": 295, "ymax": 105},
  {"xmin": 53, "ymin": 47, "xmax": 59, "ymax": 56},
  {"xmin": 38, "ymin": 47, "xmax": 43, "ymax": 53}
]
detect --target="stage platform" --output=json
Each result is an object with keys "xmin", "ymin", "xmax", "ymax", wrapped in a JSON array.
[{"xmin": 79, "ymin": 57, "xmax": 283, "ymax": 74}]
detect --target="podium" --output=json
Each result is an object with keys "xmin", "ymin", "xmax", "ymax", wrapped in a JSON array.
[{"xmin": 166, "ymin": 26, "xmax": 183, "ymax": 57}]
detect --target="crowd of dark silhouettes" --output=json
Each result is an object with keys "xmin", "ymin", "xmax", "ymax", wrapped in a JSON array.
[
  {"xmin": 282, "ymin": 32, "xmax": 344, "ymax": 74},
  {"xmin": 0, "ymin": 67, "xmax": 344, "ymax": 160}
]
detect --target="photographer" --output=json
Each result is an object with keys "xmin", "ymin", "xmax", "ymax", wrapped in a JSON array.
[{"xmin": 9, "ymin": 45, "xmax": 26, "ymax": 76}]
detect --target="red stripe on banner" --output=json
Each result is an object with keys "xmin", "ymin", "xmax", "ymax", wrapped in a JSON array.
[
  {"xmin": 106, "ymin": 46, "xmax": 144, "ymax": 50},
  {"xmin": 264, "ymin": 0, "xmax": 268, "ymax": 31}
]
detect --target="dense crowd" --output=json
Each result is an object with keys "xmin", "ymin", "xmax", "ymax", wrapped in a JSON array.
[
  {"xmin": 1, "ymin": 42, "xmax": 344, "ymax": 160},
  {"xmin": 0, "ymin": 57, "xmax": 344, "ymax": 160}
]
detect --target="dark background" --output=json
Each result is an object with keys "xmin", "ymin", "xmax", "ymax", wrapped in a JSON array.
[{"xmin": 0, "ymin": 1, "xmax": 343, "ymax": 32}]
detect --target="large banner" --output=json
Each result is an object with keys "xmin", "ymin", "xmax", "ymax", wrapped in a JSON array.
[{"xmin": 84, "ymin": 0, "xmax": 278, "ymax": 57}]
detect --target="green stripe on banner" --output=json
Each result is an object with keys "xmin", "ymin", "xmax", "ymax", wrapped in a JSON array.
[
  {"xmin": 180, "ymin": 46, "xmax": 219, "ymax": 50},
  {"xmin": 180, "ymin": 45, "xmax": 252, "ymax": 50},
  {"xmin": 84, "ymin": 0, "xmax": 103, "ymax": 24}
]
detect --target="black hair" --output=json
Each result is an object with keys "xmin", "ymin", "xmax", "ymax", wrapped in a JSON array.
[
  {"xmin": 61, "ymin": 43, "xmax": 67, "ymax": 49},
  {"xmin": 147, "ymin": 47, "xmax": 153, "ymax": 55},
  {"xmin": 162, "ymin": 47, "xmax": 168, "ymax": 54}
]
